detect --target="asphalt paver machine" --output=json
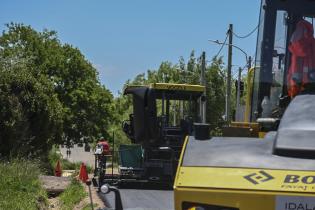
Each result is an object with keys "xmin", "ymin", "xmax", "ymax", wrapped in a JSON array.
[
  {"xmin": 175, "ymin": 0, "xmax": 315, "ymax": 209},
  {"xmin": 118, "ymin": 83, "xmax": 205, "ymax": 184}
]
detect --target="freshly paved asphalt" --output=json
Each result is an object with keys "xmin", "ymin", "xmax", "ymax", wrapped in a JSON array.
[
  {"xmin": 103, "ymin": 188, "xmax": 174, "ymax": 210},
  {"xmin": 60, "ymin": 144, "xmax": 174, "ymax": 210}
]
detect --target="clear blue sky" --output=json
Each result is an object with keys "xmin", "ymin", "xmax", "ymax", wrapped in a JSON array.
[{"xmin": 1, "ymin": 0, "xmax": 261, "ymax": 96}]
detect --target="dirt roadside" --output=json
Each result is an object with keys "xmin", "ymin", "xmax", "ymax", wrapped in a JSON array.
[
  {"xmin": 41, "ymin": 175, "xmax": 105, "ymax": 209},
  {"xmin": 73, "ymin": 182, "xmax": 105, "ymax": 209}
]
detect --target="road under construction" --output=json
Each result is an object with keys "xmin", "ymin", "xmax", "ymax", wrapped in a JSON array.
[{"xmin": 95, "ymin": 0, "xmax": 315, "ymax": 209}]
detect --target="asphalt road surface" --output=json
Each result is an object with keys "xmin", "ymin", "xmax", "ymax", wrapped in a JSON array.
[
  {"xmin": 103, "ymin": 188, "xmax": 174, "ymax": 210},
  {"xmin": 60, "ymin": 144, "xmax": 95, "ymax": 167},
  {"xmin": 60, "ymin": 145, "xmax": 174, "ymax": 210}
]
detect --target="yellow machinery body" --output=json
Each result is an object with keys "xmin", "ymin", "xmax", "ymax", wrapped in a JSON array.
[
  {"xmin": 174, "ymin": 0, "xmax": 315, "ymax": 209},
  {"xmin": 174, "ymin": 138, "xmax": 315, "ymax": 210}
]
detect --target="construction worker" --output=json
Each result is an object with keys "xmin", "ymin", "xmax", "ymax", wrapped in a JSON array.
[
  {"xmin": 97, "ymin": 137, "xmax": 110, "ymax": 155},
  {"xmin": 66, "ymin": 149, "xmax": 71, "ymax": 158},
  {"xmin": 66, "ymin": 149, "xmax": 70, "ymax": 158},
  {"xmin": 287, "ymin": 19, "xmax": 315, "ymax": 98}
]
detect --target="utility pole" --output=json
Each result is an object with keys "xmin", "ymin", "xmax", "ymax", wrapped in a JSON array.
[
  {"xmin": 226, "ymin": 24, "xmax": 233, "ymax": 123},
  {"xmin": 180, "ymin": 69, "xmax": 184, "ymax": 120},
  {"xmin": 244, "ymin": 56, "xmax": 252, "ymax": 122},
  {"xmin": 248, "ymin": 56, "xmax": 252, "ymax": 76},
  {"xmin": 173, "ymin": 102, "xmax": 176, "ymax": 126},
  {"xmin": 200, "ymin": 51, "xmax": 206, "ymax": 123},
  {"xmin": 236, "ymin": 67, "xmax": 242, "ymax": 121}
]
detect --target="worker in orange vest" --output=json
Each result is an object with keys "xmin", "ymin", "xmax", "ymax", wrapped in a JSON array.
[{"xmin": 287, "ymin": 19, "xmax": 315, "ymax": 98}]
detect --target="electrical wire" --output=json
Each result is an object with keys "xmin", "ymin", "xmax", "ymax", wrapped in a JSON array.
[
  {"xmin": 233, "ymin": 24, "xmax": 259, "ymax": 39},
  {"xmin": 232, "ymin": 64, "xmax": 248, "ymax": 79},
  {"xmin": 214, "ymin": 33, "xmax": 229, "ymax": 58}
]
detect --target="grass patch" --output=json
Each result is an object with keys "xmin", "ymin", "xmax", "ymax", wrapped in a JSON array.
[
  {"xmin": 0, "ymin": 159, "xmax": 47, "ymax": 210},
  {"xmin": 83, "ymin": 203, "xmax": 98, "ymax": 210},
  {"xmin": 59, "ymin": 179, "xmax": 87, "ymax": 210}
]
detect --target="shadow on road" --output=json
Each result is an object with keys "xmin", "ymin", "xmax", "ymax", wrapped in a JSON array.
[
  {"xmin": 116, "ymin": 182, "xmax": 173, "ymax": 191},
  {"xmin": 101, "ymin": 181, "xmax": 174, "ymax": 210}
]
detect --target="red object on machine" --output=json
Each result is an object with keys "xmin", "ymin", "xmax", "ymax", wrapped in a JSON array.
[
  {"xmin": 288, "ymin": 19, "xmax": 315, "ymax": 97},
  {"xmin": 97, "ymin": 141, "xmax": 110, "ymax": 155},
  {"xmin": 54, "ymin": 160, "xmax": 62, "ymax": 177},
  {"xmin": 79, "ymin": 163, "xmax": 88, "ymax": 183}
]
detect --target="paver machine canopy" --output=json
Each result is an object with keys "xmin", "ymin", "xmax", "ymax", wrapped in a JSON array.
[
  {"xmin": 121, "ymin": 83, "xmax": 205, "ymax": 183},
  {"xmin": 124, "ymin": 83, "xmax": 205, "ymax": 145}
]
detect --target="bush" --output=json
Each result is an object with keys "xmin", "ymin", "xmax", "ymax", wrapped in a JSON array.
[
  {"xmin": 0, "ymin": 159, "xmax": 47, "ymax": 210},
  {"xmin": 0, "ymin": 66, "xmax": 63, "ymax": 158}
]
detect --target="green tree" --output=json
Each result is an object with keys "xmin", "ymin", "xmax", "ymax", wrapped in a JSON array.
[
  {"xmin": 205, "ymin": 57, "xmax": 226, "ymax": 129},
  {"xmin": 113, "ymin": 51, "xmax": 227, "ymax": 142},
  {"xmin": 0, "ymin": 63, "xmax": 63, "ymax": 157},
  {"xmin": 0, "ymin": 23, "xmax": 114, "ymax": 157}
]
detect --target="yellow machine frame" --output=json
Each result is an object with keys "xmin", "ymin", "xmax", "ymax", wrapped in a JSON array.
[
  {"xmin": 125, "ymin": 83, "xmax": 205, "ymax": 93},
  {"xmin": 174, "ymin": 0, "xmax": 315, "ymax": 209},
  {"xmin": 174, "ymin": 138, "xmax": 315, "ymax": 210},
  {"xmin": 223, "ymin": 66, "xmax": 269, "ymax": 138}
]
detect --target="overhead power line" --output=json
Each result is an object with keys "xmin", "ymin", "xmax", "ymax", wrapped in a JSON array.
[
  {"xmin": 209, "ymin": 39, "xmax": 248, "ymax": 62},
  {"xmin": 214, "ymin": 33, "xmax": 228, "ymax": 58},
  {"xmin": 232, "ymin": 64, "xmax": 248, "ymax": 78},
  {"xmin": 232, "ymin": 25, "xmax": 259, "ymax": 39}
]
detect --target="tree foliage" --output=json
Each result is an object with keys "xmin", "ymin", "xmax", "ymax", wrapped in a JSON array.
[
  {"xmin": 0, "ymin": 22, "xmax": 229, "ymax": 158},
  {"xmin": 112, "ymin": 51, "xmax": 227, "ymax": 145},
  {"xmin": 0, "ymin": 65, "xmax": 63, "ymax": 156},
  {"xmin": 0, "ymin": 23, "xmax": 114, "ymax": 157}
]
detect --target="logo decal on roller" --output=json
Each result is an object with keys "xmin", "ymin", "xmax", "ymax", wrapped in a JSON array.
[{"xmin": 244, "ymin": 170, "xmax": 274, "ymax": 185}]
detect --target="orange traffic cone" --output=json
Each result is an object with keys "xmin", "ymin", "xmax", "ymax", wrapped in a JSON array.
[
  {"xmin": 79, "ymin": 163, "xmax": 88, "ymax": 183},
  {"xmin": 55, "ymin": 160, "xmax": 62, "ymax": 177}
]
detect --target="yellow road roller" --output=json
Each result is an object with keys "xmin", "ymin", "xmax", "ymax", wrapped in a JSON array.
[{"xmin": 175, "ymin": 0, "xmax": 315, "ymax": 209}]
